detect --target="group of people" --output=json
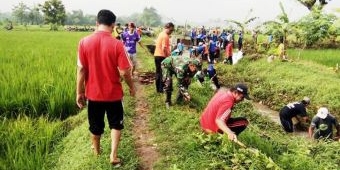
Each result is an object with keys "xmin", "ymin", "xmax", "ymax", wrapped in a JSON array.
[
  {"xmin": 279, "ymin": 97, "xmax": 340, "ymax": 140},
  {"xmin": 152, "ymin": 21, "xmax": 253, "ymax": 147},
  {"xmin": 153, "ymin": 22, "xmax": 223, "ymax": 108},
  {"xmin": 188, "ymin": 27, "xmax": 243, "ymax": 65},
  {"xmin": 75, "ymin": 9, "xmax": 339, "ymax": 167}
]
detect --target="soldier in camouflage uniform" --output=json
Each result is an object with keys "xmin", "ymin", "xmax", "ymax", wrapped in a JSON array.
[{"xmin": 161, "ymin": 55, "xmax": 203, "ymax": 108}]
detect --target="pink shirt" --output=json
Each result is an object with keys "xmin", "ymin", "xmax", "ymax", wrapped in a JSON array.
[
  {"xmin": 78, "ymin": 31, "xmax": 132, "ymax": 101},
  {"xmin": 200, "ymin": 89, "xmax": 235, "ymax": 133}
]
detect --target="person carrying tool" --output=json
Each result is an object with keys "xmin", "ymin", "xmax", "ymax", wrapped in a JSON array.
[
  {"xmin": 309, "ymin": 107, "xmax": 340, "ymax": 140},
  {"xmin": 279, "ymin": 97, "xmax": 310, "ymax": 133},
  {"xmin": 161, "ymin": 55, "xmax": 202, "ymax": 108},
  {"xmin": 200, "ymin": 83, "xmax": 251, "ymax": 141}
]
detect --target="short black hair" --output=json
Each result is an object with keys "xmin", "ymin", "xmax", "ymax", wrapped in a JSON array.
[
  {"xmin": 97, "ymin": 9, "xmax": 116, "ymax": 26},
  {"xmin": 164, "ymin": 22, "xmax": 175, "ymax": 29}
]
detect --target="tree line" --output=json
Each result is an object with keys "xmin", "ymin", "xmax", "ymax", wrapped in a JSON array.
[{"xmin": 0, "ymin": 0, "xmax": 162, "ymax": 30}]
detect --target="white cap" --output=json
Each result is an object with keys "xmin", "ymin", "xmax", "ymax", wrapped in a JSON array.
[
  {"xmin": 316, "ymin": 107, "xmax": 329, "ymax": 119},
  {"xmin": 303, "ymin": 97, "xmax": 310, "ymax": 104}
]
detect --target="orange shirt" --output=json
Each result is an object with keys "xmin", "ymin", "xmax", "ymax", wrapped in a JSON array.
[{"xmin": 154, "ymin": 30, "xmax": 170, "ymax": 57}]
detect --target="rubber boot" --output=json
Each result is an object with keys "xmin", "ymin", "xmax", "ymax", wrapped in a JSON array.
[{"xmin": 165, "ymin": 91, "xmax": 172, "ymax": 109}]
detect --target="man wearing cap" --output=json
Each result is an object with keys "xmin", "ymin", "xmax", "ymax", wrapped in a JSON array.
[
  {"xmin": 308, "ymin": 107, "xmax": 340, "ymax": 140},
  {"xmin": 161, "ymin": 55, "xmax": 202, "ymax": 108},
  {"xmin": 279, "ymin": 97, "xmax": 310, "ymax": 133},
  {"xmin": 200, "ymin": 84, "xmax": 251, "ymax": 141}
]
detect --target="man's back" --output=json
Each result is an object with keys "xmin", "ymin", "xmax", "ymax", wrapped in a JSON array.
[
  {"xmin": 78, "ymin": 31, "xmax": 131, "ymax": 101},
  {"xmin": 280, "ymin": 102, "xmax": 306, "ymax": 119}
]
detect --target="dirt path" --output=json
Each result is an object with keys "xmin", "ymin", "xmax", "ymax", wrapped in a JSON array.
[
  {"xmin": 252, "ymin": 102, "xmax": 308, "ymax": 137},
  {"xmin": 132, "ymin": 77, "xmax": 160, "ymax": 170}
]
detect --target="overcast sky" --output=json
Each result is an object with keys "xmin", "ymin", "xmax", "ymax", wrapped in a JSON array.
[{"xmin": 1, "ymin": 0, "xmax": 339, "ymax": 25}]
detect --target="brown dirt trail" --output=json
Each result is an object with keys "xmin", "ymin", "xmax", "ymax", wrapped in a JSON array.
[{"xmin": 132, "ymin": 76, "xmax": 160, "ymax": 170}]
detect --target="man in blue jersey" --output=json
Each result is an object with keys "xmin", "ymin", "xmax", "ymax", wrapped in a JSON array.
[{"xmin": 121, "ymin": 22, "xmax": 144, "ymax": 74}]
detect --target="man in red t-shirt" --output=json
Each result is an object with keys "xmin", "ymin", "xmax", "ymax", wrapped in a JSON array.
[
  {"xmin": 224, "ymin": 40, "xmax": 233, "ymax": 65},
  {"xmin": 200, "ymin": 83, "xmax": 250, "ymax": 142},
  {"xmin": 76, "ymin": 9, "xmax": 136, "ymax": 166}
]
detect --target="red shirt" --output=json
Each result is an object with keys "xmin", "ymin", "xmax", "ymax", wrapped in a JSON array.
[
  {"xmin": 226, "ymin": 43, "xmax": 233, "ymax": 57},
  {"xmin": 200, "ymin": 89, "xmax": 235, "ymax": 133},
  {"xmin": 78, "ymin": 31, "xmax": 132, "ymax": 101}
]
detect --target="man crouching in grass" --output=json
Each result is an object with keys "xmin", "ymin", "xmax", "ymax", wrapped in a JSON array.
[{"xmin": 200, "ymin": 84, "xmax": 250, "ymax": 141}]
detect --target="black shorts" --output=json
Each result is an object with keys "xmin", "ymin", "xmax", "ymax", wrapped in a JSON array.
[
  {"xmin": 87, "ymin": 100, "xmax": 124, "ymax": 135},
  {"xmin": 279, "ymin": 110, "xmax": 293, "ymax": 133}
]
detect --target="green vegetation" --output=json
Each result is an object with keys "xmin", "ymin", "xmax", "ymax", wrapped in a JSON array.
[
  {"xmin": 0, "ymin": 30, "xmax": 88, "ymax": 118},
  {"xmin": 1, "ymin": 30, "xmax": 340, "ymax": 169},
  {"xmin": 288, "ymin": 48, "xmax": 340, "ymax": 67},
  {"xmin": 137, "ymin": 38, "xmax": 340, "ymax": 169}
]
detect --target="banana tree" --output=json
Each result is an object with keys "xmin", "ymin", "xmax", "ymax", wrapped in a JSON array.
[
  {"xmin": 259, "ymin": 2, "xmax": 295, "ymax": 46},
  {"xmin": 296, "ymin": 7, "xmax": 336, "ymax": 47},
  {"xmin": 224, "ymin": 17, "xmax": 258, "ymax": 34},
  {"xmin": 224, "ymin": 9, "xmax": 258, "ymax": 50},
  {"xmin": 296, "ymin": 0, "xmax": 330, "ymax": 10}
]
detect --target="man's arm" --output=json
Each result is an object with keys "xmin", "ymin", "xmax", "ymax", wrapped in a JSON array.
[
  {"xmin": 119, "ymin": 67, "xmax": 136, "ymax": 97},
  {"xmin": 76, "ymin": 66, "xmax": 86, "ymax": 108},
  {"xmin": 335, "ymin": 120, "xmax": 340, "ymax": 137},
  {"xmin": 215, "ymin": 109, "xmax": 236, "ymax": 141},
  {"xmin": 308, "ymin": 126, "xmax": 314, "ymax": 138}
]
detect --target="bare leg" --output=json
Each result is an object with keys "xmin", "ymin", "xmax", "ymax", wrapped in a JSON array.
[
  {"xmin": 110, "ymin": 129, "xmax": 121, "ymax": 164},
  {"xmin": 91, "ymin": 134, "xmax": 101, "ymax": 155}
]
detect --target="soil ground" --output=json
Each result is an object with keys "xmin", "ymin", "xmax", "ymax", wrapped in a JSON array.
[{"xmin": 132, "ymin": 72, "xmax": 160, "ymax": 170}]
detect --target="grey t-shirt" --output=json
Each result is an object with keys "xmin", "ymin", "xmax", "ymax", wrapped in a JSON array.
[{"xmin": 310, "ymin": 114, "xmax": 338, "ymax": 139}]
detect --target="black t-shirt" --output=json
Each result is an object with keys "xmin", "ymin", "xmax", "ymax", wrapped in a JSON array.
[{"xmin": 279, "ymin": 102, "xmax": 307, "ymax": 119}]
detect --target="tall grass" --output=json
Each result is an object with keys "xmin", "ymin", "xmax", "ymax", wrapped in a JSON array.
[
  {"xmin": 0, "ymin": 30, "xmax": 89, "ymax": 119},
  {"xmin": 288, "ymin": 49, "xmax": 340, "ymax": 67},
  {"xmin": 0, "ymin": 30, "xmax": 89, "ymax": 169},
  {"xmin": 0, "ymin": 116, "xmax": 65, "ymax": 170}
]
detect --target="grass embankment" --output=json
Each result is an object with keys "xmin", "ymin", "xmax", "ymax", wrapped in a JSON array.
[
  {"xmin": 138, "ymin": 44, "xmax": 340, "ymax": 169},
  {"xmin": 219, "ymin": 55, "xmax": 340, "ymax": 116},
  {"xmin": 46, "ymin": 96, "xmax": 139, "ymax": 170}
]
